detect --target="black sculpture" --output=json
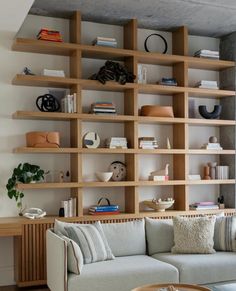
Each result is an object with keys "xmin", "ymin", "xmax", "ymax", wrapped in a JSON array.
[
  {"xmin": 90, "ymin": 60, "xmax": 136, "ymax": 85},
  {"xmin": 199, "ymin": 105, "xmax": 222, "ymax": 119},
  {"xmin": 36, "ymin": 94, "xmax": 60, "ymax": 112}
]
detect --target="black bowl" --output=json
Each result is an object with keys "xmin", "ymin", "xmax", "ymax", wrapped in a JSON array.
[{"xmin": 198, "ymin": 105, "xmax": 222, "ymax": 119}]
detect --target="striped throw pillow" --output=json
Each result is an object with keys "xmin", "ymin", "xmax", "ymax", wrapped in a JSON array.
[
  {"xmin": 214, "ymin": 216, "xmax": 236, "ymax": 251},
  {"xmin": 65, "ymin": 222, "xmax": 114, "ymax": 264}
]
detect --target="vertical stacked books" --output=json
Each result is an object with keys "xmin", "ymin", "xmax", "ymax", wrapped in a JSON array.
[
  {"xmin": 194, "ymin": 50, "xmax": 219, "ymax": 59},
  {"xmin": 139, "ymin": 137, "xmax": 158, "ymax": 149},
  {"xmin": 216, "ymin": 166, "xmax": 229, "ymax": 179},
  {"xmin": 61, "ymin": 198, "xmax": 77, "ymax": 217},
  {"xmin": 91, "ymin": 102, "xmax": 116, "ymax": 115},
  {"xmin": 61, "ymin": 93, "xmax": 77, "ymax": 113},
  {"xmin": 37, "ymin": 28, "xmax": 63, "ymax": 42},
  {"xmin": 92, "ymin": 37, "xmax": 117, "ymax": 48},
  {"xmin": 89, "ymin": 204, "xmax": 120, "ymax": 215}
]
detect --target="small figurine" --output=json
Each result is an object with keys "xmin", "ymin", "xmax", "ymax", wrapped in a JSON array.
[
  {"xmin": 59, "ymin": 171, "xmax": 64, "ymax": 183},
  {"xmin": 167, "ymin": 137, "xmax": 171, "ymax": 149},
  {"xmin": 22, "ymin": 67, "xmax": 35, "ymax": 75},
  {"xmin": 151, "ymin": 164, "xmax": 169, "ymax": 176}
]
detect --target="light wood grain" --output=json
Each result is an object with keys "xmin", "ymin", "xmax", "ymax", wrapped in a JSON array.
[{"xmin": 172, "ymin": 26, "xmax": 188, "ymax": 56}]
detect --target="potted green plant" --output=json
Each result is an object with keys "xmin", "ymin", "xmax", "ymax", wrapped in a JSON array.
[{"xmin": 6, "ymin": 163, "xmax": 46, "ymax": 215}]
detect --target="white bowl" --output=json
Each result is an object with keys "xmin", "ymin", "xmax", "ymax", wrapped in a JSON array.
[
  {"xmin": 143, "ymin": 200, "xmax": 175, "ymax": 212},
  {"xmin": 96, "ymin": 172, "xmax": 113, "ymax": 182}
]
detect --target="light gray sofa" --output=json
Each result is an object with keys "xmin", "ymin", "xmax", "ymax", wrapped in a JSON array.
[{"xmin": 46, "ymin": 218, "xmax": 236, "ymax": 291}]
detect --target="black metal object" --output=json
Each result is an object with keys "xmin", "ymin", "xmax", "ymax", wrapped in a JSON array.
[
  {"xmin": 90, "ymin": 60, "xmax": 136, "ymax": 85},
  {"xmin": 144, "ymin": 33, "xmax": 168, "ymax": 54},
  {"xmin": 36, "ymin": 94, "xmax": 60, "ymax": 112},
  {"xmin": 199, "ymin": 105, "xmax": 222, "ymax": 119}
]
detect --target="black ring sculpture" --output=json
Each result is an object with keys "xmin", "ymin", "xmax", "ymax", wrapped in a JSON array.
[
  {"xmin": 36, "ymin": 94, "xmax": 60, "ymax": 112},
  {"xmin": 144, "ymin": 33, "xmax": 168, "ymax": 54},
  {"xmin": 199, "ymin": 105, "xmax": 222, "ymax": 119}
]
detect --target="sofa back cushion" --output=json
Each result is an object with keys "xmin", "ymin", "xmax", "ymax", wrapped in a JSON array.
[
  {"xmin": 101, "ymin": 219, "xmax": 146, "ymax": 256},
  {"xmin": 145, "ymin": 217, "xmax": 174, "ymax": 255}
]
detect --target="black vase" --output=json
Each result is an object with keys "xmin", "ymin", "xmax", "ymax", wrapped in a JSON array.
[{"xmin": 198, "ymin": 105, "xmax": 222, "ymax": 119}]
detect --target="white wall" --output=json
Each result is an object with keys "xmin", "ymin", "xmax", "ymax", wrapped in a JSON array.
[{"xmin": 0, "ymin": 14, "xmax": 220, "ymax": 285}]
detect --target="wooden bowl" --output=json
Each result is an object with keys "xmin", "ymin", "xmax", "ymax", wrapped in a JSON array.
[
  {"xmin": 143, "ymin": 199, "xmax": 174, "ymax": 212},
  {"xmin": 140, "ymin": 105, "xmax": 174, "ymax": 117}
]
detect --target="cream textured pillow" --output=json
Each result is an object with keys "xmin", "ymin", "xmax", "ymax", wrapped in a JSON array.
[{"xmin": 172, "ymin": 216, "xmax": 216, "ymax": 254}]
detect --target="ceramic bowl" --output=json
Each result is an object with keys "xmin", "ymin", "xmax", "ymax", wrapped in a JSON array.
[
  {"xmin": 96, "ymin": 171, "xmax": 113, "ymax": 182},
  {"xmin": 140, "ymin": 105, "xmax": 174, "ymax": 117},
  {"xmin": 143, "ymin": 199, "xmax": 175, "ymax": 212}
]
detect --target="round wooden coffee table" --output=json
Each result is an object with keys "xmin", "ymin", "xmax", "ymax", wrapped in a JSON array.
[{"xmin": 132, "ymin": 283, "xmax": 211, "ymax": 291}]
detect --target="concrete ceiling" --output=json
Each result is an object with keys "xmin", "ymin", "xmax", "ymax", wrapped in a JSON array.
[{"xmin": 29, "ymin": 0, "xmax": 236, "ymax": 38}]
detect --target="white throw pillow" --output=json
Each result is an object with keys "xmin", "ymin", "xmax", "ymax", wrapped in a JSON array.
[
  {"xmin": 62, "ymin": 235, "xmax": 83, "ymax": 274},
  {"xmin": 172, "ymin": 216, "xmax": 216, "ymax": 254}
]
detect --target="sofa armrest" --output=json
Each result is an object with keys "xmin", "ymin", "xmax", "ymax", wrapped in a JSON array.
[{"xmin": 46, "ymin": 229, "xmax": 68, "ymax": 291}]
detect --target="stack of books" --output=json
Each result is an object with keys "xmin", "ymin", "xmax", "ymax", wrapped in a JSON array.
[
  {"xmin": 216, "ymin": 166, "xmax": 229, "ymax": 179},
  {"xmin": 61, "ymin": 93, "xmax": 77, "ymax": 113},
  {"xmin": 158, "ymin": 78, "xmax": 177, "ymax": 86},
  {"xmin": 37, "ymin": 28, "xmax": 63, "ymax": 42},
  {"xmin": 61, "ymin": 198, "xmax": 77, "ymax": 217},
  {"xmin": 92, "ymin": 37, "xmax": 117, "ymax": 48},
  {"xmin": 89, "ymin": 204, "xmax": 120, "ymax": 215},
  {"xmin": 139, "ymin": 137, "xmax": 158, "ymax": 149},
  {"xmin": 194, "ymin": 49, "xmax": 219, "ymax": 59},
  {"xmin": 105, "ymin": 137, "xmax": 128, "ymax": 149},
  {"xmin": 189, "ymin": 201, "xmax": 219, "ymax": 211},
  {"xmin": 91, "ymin": 102, "xmax": 116, "ymax": 115},
  {"xmin": 195, "ymin": 80, "xmax": 218, "ymax": 89},
  {"xmin": 201, "ymin": 142, "xmax": 222, "ymax": 150}
]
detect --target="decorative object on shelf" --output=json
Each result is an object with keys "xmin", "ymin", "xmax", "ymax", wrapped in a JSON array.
[
  {"xmin": 143, "ymin": 198, "xmax": 174, "ymax": 212},
  {"xmin": 149, "ymin": 164, "xmax": 169, "ymax": 181},
  {"xmin": 158, "ymin": 78, "xmax": 177, "ymax": 86},
  {"xmin": 203, "ymin": 165, "xmax": 211, "ymax": 180},
  {"xmin": 109, "ymin": 161, "xmax": 126, "ymax": 181},
  {"xmin": 92, "ymin": 37, "xmax": 117, "ymax": 48},
  {"xmin": 208, "ymin": 162, "xmax": 217, "ymax": 179},
  {"xmin": 37, "ymin": 28, "xmax": 62, "ymax": 42},
  {"xmin": 188, "ymin": 174, "xmax": 201, "ymax": 180},
  {"xmin": 23, "ymin": 208, "xmax": 46, "ymax": 219},
  {"xmin": 6, "ymin": 163, "xmax": 45, "ymax": 215},
  {"xmin": 140, "ymin": 105, "xmax": 174, "ymax": 117},
  {"xmin": 89, "ymin": 197, "xmax": 119, "ymax": 215},
  {"xmin": 137, "ymin": 64, "xmax": 147, "ymax": 84},
  {"xmin": 167, "ymin": 137, "xmax": 171, "ymax": 149},
  {"xmin": 194, "ymin": 49, "xmax": 219, "ymax": 59},
  {"xmin": 188, "ymin": 99, "xmax": 195, "ymax": 118},
  {"xmin": 199, "ymin": 105, "xmax": 222, "ymax": 119},
  {"xmin": 36, "ymin": 94, "xmax": 61, "ymax": 112},
  {"xmin": 26, "ymin": 131, "xmax": 60, "ymax": 148},
  {"xmin": 189, "ymin": 201, "xmax": 219, "ymax": 210},
  {"xmin": 144, "ymin": 33, "xmax": 168, "ymax": 54},
  {"xmin": 91, "ymin": 102, "xmax": 116, "ymax": 115},
  {"xmin": 201, "ymin": 136, "xmax": 222, "ymax": 150},
  {"xmin": 90, "ymin": 60, "xmax": 135, "ymax": 85},
  {"xmin": 105, "ymin": 137, "xmax": 128, "ymax": 149},
  {"xmin": 59, "ymin": 171, "xmax": 64, "ymax": 183},
  {"xmin": 196, "ymin": 80, "xmax": 219, "ymax": 89},
  {"xmin": 96, "ymin": 172, "xmax": 113, "ymax": 182},
  {"xmin": 60, "ymin": 198, "xmax": 76, "ymax": 217},
  {"xmin": 216, "ymin": 165, "xmax": 229, "ymax": 179},
  {"xmin": 139, "ymin": 137, "xmax": 158, "ymax": 149},
  {"xmin": 83, "ymin": 132, "xmax": 100, "ymax": 148},
  {"xmin": 21, "ymin": 67, "xmax": 35, "ymax": 75},
  {"xmin": 218, "ymin": 195, "xmax": 225, "ymax": 209},
  {"xmin": 61, "ymin": 93, "xmax": 77, "ymax": 113},
  {"xmin": 41, "ymin": 69, "xmax": 65, "ymax": 77}
]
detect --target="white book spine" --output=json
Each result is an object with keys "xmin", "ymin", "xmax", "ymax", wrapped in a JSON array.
[
  {"xmin": 68, "ymin": 198, "xmax": 73, "ymax": 217},
  {"xmin": 73, "ymin": 93, "xmax": 77, "ymax": 113},
  {"xmin": 62, "ymin": 200, "xmax": 69, "ymax": 217}
]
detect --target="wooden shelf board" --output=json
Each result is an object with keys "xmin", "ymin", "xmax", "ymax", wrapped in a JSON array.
[
  {"xmin": 188, "ymin": 118, "xmax": 236, "ymax": 126},
  {"xmin": 137, "ymin": 116, "xmax": 185, "ymax": 124},
  {"xmin": 187, "ymin": 87, "xmax": 235, "ymax": 98},
  {"xmin": 138, "ymin": 83, "xmax": 185, "ymax": 95},
  {"xmin": 16, "ymin": 182, "xmax": 79, "ymax": 189},
  {"xmin": 80, "ymin": 113, "xmax": 135, "ymax": 122},
  {"xmin": 187, "ymin": 179, "xmax": 235, "ymax": 185},
  {"xmin": 187, "ymin": 57, "xmax": 235, "ymax": 70},
  {"xmin": 14, "ymin": 147, "xmax": 79, "ymax": 154},
  {"xmin": 79, "ymin": 79, "xmax": 136, "ymax": 91},
  {"xmin": 188, "ymin": 149, "xmax": 235, "ymax": 155},
  {"xmin": 78, "ymin": 181, "xmax": 136, "ymax": 187},
  {"xmin": 12, "ymin": 74, "xmax": 78, "ymax": 88},
  {"xmin": 12, "ymin": 38, "xmax": 78, "ymax": 56},
  {"xmin": 13, "ymin": 111, "xmax": 78, "ymax": 120},
  {"xmin": 80, "ymin": 148, "xmax": 135, "ymax": 154},
  {"xmin": 138, "ymin": 180, "xmax": 186, "ymax": 186}
]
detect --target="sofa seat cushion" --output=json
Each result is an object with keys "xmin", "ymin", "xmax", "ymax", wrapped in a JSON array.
[
  {"xmin": 68, "ymin": 255, "xmax": 179, "ymax": 291},
  {"xmin": 153, "ymin": 252, "xmax": 236, "ymax": 285}
]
